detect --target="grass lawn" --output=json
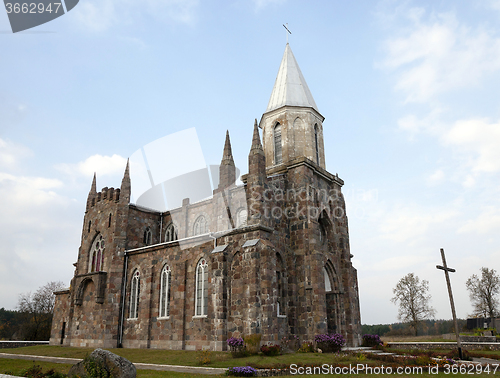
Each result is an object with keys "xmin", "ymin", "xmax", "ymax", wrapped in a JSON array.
[
  {"xmin": 0, "ymin": 346, "xmax": 363, "ymax": 368},
  {"xmin": 1, "ymin": 346, "xmax": 500, "ymax": 377}
]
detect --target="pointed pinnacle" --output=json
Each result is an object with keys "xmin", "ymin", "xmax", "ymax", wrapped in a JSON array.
[
  {"xmin": 122, "ymin": 158, "xmax": 130, "ymax": 183},
  {"xmin": 90, "ymin": 172, "xmax": 97, "ymax": 193},
  {"xmin": 251, "ymin": 119, "xmax": 263, "ymax": 151},
  {"xmin": 222, "ymin": 130, "xmax": 234, "ymax": 161}
]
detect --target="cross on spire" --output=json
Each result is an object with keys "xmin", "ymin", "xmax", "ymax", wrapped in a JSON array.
[{"xmin": 283, "ymin": 23, "xmax": 291, "ymax": 44}]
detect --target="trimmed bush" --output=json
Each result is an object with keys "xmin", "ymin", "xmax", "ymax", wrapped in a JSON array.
[
  {"xmin": 362, "ymin": 334, "xmax": 382, "ymax": 347},
  {"xmin": 260, "ymin": 343, "xmax": 281, "ymax": 356},
  {"xmin": 314, "ymin": 333, "xmax": 345, "ymax": 353}
]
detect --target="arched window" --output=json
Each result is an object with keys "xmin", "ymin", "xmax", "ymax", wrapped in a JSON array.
[
  {"xmin": 129, "ymin": 270, "xmax": 140, "ymax": 319},
  {"xmin": 276, "ymin": 253, "xmax": 286, "ymax": 316},
  {"xmin": 89, "ymin": 234, "xmax": 105, "ymax": 273},
  {"xmin": 165, "ymin": 223, "xmax": 178, "ymax": 242},
  {"xmin": 274, "ymin": 123, "xmax": 282, "ymax": 165},
  {"xmin": 236, "ymin": 208, "xmax": 247, "ymax": 228},
  {"xmin": 193, "ymin": 216, "xmax": 208, "ymax": 236},
  {"xmin": 314, "ymin": 124, "xmax": 319, "ymax": 164},
  {"xmin": 323, "ymin": 267, "xmax": 332, "ymax": 292},
  {"xmin": 195, "ymin": 259, "xmax": 208, "ymax": 316},
  {"xmin": 144, "ymin": 227, "xmax": 152, "ymax": 245},
  {"xmin": 159, "ymin": 264, "xmax": 171, "ymax": 318}
]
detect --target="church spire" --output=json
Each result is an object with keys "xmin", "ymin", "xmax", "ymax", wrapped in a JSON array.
[
  {"xmin": 221, "ymin": 130, "xmax": 234, "ymax": 164},
  {"xmin": 120, "ymin": 159, "xmax": 131, "ymax": 204},
  {"xmin": 251, "ymin": 118, "xmax": 263, "ymax": 152},
  {"xmin": 90, "ymin": 172, "xmax": 97, "ymax": 194},
  {"xmin": 265, "ymin": 44, "xmax": 319, "ymax": 114},
  {"xmin": 86, "ymin": 173, "xmax": 97, "ymax": 211},
  {"xmin": 218, "ymin": 131, "xmax": 236, "ymax": 190}
]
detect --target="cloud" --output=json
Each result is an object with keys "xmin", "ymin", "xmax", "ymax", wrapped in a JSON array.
[
  {"xmin": 443, "ymin": 118, "xmax": 500, "ymax": 173},
  {"xmin": 381, "ymin": 9, "xmax": 500, "ymax": 103},
  {"xmin": 427, "ymin": 169, "xmax": 444, "ymax": 185},
  {"xmin": 0, "ymin": 138, "xmax": 33, "ymax": 170},
  {"xmin": 56, "ymin": 154, "xmax": 127, "ymax": 178},
  {"xmin": 0, "ymin": 139, "xmax": 83, "ymax": 309},
  {"xmin": 73, "ymin": 0, "xmax": 199, "ymax": 31},
  {"xmin": 458, "ymin": 206, "xmax": 500, "ymax": 235},
  {"xmin": 379, "ymin": 205, "xmax": 458, "ymax": 244}
]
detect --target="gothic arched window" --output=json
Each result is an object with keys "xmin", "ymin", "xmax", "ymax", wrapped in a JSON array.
[
  {"xmin": 323, "ymin": 267, "xmax": 332, "ymax": 292},
  {"xmin": 129, "ymin": 270, "xmax": 140, "ymax": 319},
  {"xmin": 144, "ymin": 227, "xmax": 152, "ymax": 245},
  {"xmin": 236, "ymin": 208, "xmax": 247, "ymax": 228},
  {"xmin": 274, "ymin": 123, "xmax": 282, "ymax": 165},
  {"xmin": 195, "ymin": 259, "xmax": 208, "ymax": 316},
  {"xmin": 89, "ymin": 234, "xmax": 105, "ymax": 273},
  {"xmin": 159, "ymin": 264, "xmax": 171, "ymax": 318},
  {"xmin": 314, "ymin": 124, "xmax": 320, "ymax": 164},
  {"xmin": 193, "ymin": 216, "xmax": 208, "ymax": 236},
  {"xmin": 165, "ymin": 223, "xmax": 178, "ymax": 242}
]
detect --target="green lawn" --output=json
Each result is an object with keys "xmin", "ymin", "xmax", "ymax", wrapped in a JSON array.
[{"xmin": 1, "ymin": 346, "xmax": 500, "ymax": 377}]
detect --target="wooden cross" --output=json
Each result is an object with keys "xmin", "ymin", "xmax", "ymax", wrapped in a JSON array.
[
  {"xmin": 283, "ymin": 23, "xmax": 291, "ymax": 43},
  {"xmin": 436, "ymin": 248, "xmax": 463, "ymax": 360}
]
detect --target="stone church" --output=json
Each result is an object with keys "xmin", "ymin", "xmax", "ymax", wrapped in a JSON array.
[{"xmin": 50, "ymin": 44, "xmax": 362, "ymax": 350}]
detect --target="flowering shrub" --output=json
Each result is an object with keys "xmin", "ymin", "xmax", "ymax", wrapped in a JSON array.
[
  {"xmin": 227, "ymin": 337, "xmax": 244, "ymax": 349},
  {"xmin": 362, "ymin": 334, "xmax": 382, "ymax": 347},
  {"xmin": 260, "ymin": 344, "xmax": 281, "ymax": 356},
  {"xmin": 226, "ymin": 366, "xmax": 257, "ymax": 377},
  {"xmin": 314, "ymin": 333, "xmax": 345, "ymax": 353},
  {"xmin": 227, "ymin": 337, "xmax": 247, "ymax": 358}
]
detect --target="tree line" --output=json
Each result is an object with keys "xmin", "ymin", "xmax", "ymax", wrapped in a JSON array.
[
  {"xmin": 362, "ymin": 318, "xmax": 467, "ymax": 337},
  {"xmin": 0, "ymin": 281, "xmax": 64, "ymax": 341}
]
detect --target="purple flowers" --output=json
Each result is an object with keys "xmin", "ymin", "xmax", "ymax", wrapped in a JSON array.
[
  {"xmin": 226, "ymin": 366, "xmax": 257, "ymax": 377},
  {"xmin": 314, "ymin": 333, "xmax": 345, "ymax": 352},
  {"xmin": 227, "ymin": 337, "xmax": 244, "ymax": 349}
]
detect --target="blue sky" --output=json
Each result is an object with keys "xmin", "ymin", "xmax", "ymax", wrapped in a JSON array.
[{"xmin": 1, "ymin": 0, "xmax": 500, "ymax": 325}]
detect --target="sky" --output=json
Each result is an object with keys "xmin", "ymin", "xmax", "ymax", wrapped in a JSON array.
[{"xmin": 1, "ymin": 0, "xmax": 500, "ymax": 326}]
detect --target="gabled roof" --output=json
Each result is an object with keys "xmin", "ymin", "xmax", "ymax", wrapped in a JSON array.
[{"xmin": 265, "ymin": 44, "xmax": 319, "ymax": 114}]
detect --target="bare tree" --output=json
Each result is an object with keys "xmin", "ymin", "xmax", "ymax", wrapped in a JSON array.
[
  {"xmin": 17, "ymin": 281, "xmax": 65, "ymax": 340},
  {"xmin": 391, "ymin": 273, "xmax": 436, "ymax": 336},
  {"xmin": 466, "ymin": 267, "xmax": 500, "ymax": 319}
]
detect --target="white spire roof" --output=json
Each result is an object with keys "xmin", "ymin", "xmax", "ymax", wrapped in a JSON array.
[{"xmin": 265, "ymin": 44, "xmax": 319, "ymax": 113}]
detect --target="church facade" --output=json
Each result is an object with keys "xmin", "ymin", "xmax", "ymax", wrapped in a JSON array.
[{"xmin": 50, "ymin": 44, "xmax": 362, "ymax": 350}]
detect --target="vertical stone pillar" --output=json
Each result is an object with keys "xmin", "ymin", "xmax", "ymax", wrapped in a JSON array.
[{"xmin": 211, "ymin": 249, "xmax": 228, "ymax": 351}]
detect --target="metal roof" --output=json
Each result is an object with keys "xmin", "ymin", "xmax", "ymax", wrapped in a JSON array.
[{"xmin": 265, "ymin": 44, "xmax": 319, "ymax": 114}]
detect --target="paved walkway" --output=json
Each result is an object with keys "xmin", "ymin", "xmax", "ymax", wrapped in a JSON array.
[{"xmin": 0, "ymin": 353, "xmax": 226, "ymax": 376}]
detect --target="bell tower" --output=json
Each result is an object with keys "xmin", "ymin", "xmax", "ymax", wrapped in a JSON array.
[{"xmin": 259, "ymin": 44, "xmax": 326, "ymax": 170}]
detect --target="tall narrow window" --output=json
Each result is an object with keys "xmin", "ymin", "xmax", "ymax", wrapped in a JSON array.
[
  {"xmin": 129, "ymin": 270, "xmax": 140, "ymax": 319},
  {"xmin": 89, "ymin": 234, "xmax": 105, "ymax": 273},
  {"xmin": 159, "ymin": 265, "xmax": 171, "ymax": 318},
  {"xmin": 88, "ymin": 220, "xmax": 91, "ymax": 233},
  {"xmin": 108, "ymin": 213, "xmax": 112, "ymax": 228},
  {"xmin": 314, "ymin": 124, "xmax": 320, "ymax": 164},
  {"xmin": 323, "ymin": 267, "xmax": 332, "ymax": 292},
  {"xmin": 193, "ymin": 216, "xmax": 208, "ymax": 236},
  {"xmin": 144, "ymin": 227, "xmax": 152, "ymax": 245},
  {"xmin": 274, "ymin": 123, "xmax": 282, "ymax": 165},
  {"xmin": 195, "ymin": 259, "xmax": 208, "ymax": 316},
  {"xmin": 165, "ymin": 223, "xmax": 178, "ymax": 242}
]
